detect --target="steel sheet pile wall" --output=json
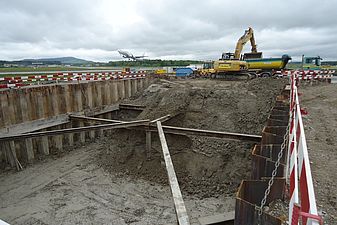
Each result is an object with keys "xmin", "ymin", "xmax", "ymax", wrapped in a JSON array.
[
  {"xmin": 0, "ymin": 77, "xmax": 150, "ymax": 168},
  {"xmin": 235, "ymin": 88, "xmax": 290, "ymax": 225}
]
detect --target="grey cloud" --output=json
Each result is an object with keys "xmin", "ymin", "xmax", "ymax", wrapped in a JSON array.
[{"xmin": 0, "ymin": 0, "xmax": 336, "ymax": 61}]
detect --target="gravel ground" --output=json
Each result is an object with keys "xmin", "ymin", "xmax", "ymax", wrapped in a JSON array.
[{"xmin": 300, "ymin": 82, "xmax": 337, "ymax": 224}]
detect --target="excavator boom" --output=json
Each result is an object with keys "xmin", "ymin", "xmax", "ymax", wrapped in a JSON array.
[{"xmin": 233, "ymin": 27, "xmax": 257, "ymax": 59}]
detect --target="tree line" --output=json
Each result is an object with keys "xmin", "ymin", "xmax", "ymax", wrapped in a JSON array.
[{"xmin": 107, "ymin": 59, "xmax": 203, "ymax": 67}]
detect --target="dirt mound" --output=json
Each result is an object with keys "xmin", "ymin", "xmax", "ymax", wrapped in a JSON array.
[
  {"xmin": 97, "ymin": 78, "xmax": 287, "ymax": 198},
  {"xmin": 137, "ymin": 78, "xmax": 287, "ymax": 133}
]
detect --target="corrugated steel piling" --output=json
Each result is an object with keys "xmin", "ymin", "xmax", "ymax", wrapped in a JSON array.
[
  {"xmin": 0, "ymin": 76, "xmax": 150, "ymax": 168},
  {"xmin": 234, "ymin": 85, "xmax": 290, "ymax": 225}
]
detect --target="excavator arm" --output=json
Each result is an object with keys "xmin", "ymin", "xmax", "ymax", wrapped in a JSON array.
[{"xmin": 233, "ymin": 27, "xmax": 257, "ymax": 59}]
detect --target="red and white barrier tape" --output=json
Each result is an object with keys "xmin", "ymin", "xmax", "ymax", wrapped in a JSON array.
[
  {"xmin": 278, "ymin": 70, "xmax": 335, "ymax": 80},
  {"xmin": 287, "ymin": 74, "xmax": 322, "ymax": 225},
  {"xmin": 0, "ymin": 71, "xmax": 147, "ymax": 89}
]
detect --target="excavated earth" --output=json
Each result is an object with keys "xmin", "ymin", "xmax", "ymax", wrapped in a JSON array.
[{"xmin": 97, "ymin": 78, "xmax": 288, "ymax": 199}]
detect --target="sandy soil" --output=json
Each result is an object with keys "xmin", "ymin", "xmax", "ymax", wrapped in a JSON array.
[
  {"xmin": 300, "ymin": 82, "xmax": 337, "ymax": 224},
  {"xmin": 0, "ymin": 78, "xmax": 287, "ymax": 224},
  {"xmin": 0, "ymin": 143, "xmax": 233, "ymax": 225}
]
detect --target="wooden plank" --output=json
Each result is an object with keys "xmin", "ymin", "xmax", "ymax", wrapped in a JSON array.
[
  {"xmin": 156, "ymin": 121, "xmax": 190, "ymax": 225},
  {"xmin": 150, "ymin": 114, "xmax": 172, "ymax": 124}
]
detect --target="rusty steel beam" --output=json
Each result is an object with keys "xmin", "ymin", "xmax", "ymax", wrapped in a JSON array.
[
  {"xmin": 235, "ymin": 179, "xmax": 285, "ymax": 225},
  {"xmin": 0, "ymin": 120, "xmax": 149, "ymax": 142},
  {"xmin": 234, "ymin": 90, "xmax": 290, "ymax": 225}
]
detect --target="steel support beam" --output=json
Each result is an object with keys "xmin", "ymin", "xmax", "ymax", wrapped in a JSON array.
[
  {"xmin": 158, "ymin": 125, "xmax": 262, "ymax": 142},
  {"xmin": 69, "ymin": 115, "xmax": 262, "ymax": 142},
  {"xmin": 119, "ymin": 103, "xmax": 145, "ymax": 111},
  {"xmin": 0, "ymin": 120, "xmax": 149, "ymax": 142},
  {"xmin": 0, "ymin": 115, "xmax": 69, "ymax": 135},
  {"xmin": 70, "ymin": 115, "xmax": 124, "ymax": 123}
]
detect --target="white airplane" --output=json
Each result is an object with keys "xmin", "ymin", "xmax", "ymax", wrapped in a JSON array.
[{"xmin": 117, "ymin": 50, "xmax": 147, "ymax": 60}]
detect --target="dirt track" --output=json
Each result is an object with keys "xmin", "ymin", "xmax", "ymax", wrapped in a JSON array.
[
  {"xmin": 300, "ymin": 82, "xmax": 337, "ymax": 224},
  {"xmin": 0, "ymin": 78, "xmax": 287, "ymax": 224}
]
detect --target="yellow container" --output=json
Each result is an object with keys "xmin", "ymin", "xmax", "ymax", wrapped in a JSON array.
[
  {"xmin": 155, "ymin": 69, "xmax": 166, "ymax": 74},
  {"xmin": 247, "ymin": 55, "xmax": 291, "ymax": 70}
]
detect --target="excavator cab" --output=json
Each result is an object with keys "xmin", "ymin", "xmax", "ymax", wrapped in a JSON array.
[{"xmin": 221, "ymin": 52, "xmax": 236, "ymax": 60}]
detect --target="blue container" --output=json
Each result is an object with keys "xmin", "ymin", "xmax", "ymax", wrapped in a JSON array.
[{"xmin": 175, "ymin": 68, "xmax": 193, "ymax": 77}]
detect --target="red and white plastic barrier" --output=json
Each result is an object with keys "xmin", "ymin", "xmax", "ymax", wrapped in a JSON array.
[
  {"xmin": 278, "ymin": 69, "xmax": 334, "ymax": 81},
  {"xmin": 0, "ymin": 71, "xmax": 147, "ymax": 89},
  {"xmin": 0, "ymin": 219, "xmax": 10, "ymax": 225},
  {"xmin": 287, "ymin": 74, "xmax": 323, "ymax": 225}
]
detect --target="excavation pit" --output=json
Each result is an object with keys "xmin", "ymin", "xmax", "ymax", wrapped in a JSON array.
[
  {"xmin": 0, "ymin": 78, "xmax": 288, "ymax": 224},
  {"xmin": 92, "ymin": 78, "xmax": 288, "ymax": 223},
  {"xmin": 97, "ymin": 78, "xmax": 289, "ymax": 199}
]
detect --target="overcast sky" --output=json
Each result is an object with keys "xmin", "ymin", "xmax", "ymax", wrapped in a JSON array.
[{"xmin": 1, "ymin": 0, "xmax": 336, "ymax": 62}]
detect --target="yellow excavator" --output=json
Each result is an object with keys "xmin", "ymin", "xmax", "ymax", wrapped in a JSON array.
[
  {"xmin": 212, "ymin": 27, "xmax": 262, "ymax": 78},
  {"xmin": 197, "ymin": 27, "xmax": 291, "ymax": 78}
]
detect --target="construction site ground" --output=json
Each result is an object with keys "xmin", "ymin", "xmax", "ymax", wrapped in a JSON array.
[
  {"xmin": 300, "ymin": 82, "xmax": 337, "ymax": 224},
  {"xmin": 1, "ymin": 78, "xmax": 334, "ymax": 225}
]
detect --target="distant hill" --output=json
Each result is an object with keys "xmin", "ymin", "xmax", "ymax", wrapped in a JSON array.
[{"xmin": 22, "ymin": 57, "xmax": 93, "ymax": 64}]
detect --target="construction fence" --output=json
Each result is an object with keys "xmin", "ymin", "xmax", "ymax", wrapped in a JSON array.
[
  {"xmin": 0, "ymin": 71, "xmax": 148, "ymax": 89},
  {"xmin": 235, "ymin": 71, "xmax": 323, "ymax": 225}
]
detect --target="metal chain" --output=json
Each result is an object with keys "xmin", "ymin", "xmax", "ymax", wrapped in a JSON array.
[{"xmin": 257, "ymin": 123, "xmax": 290, "ymax": 217}]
